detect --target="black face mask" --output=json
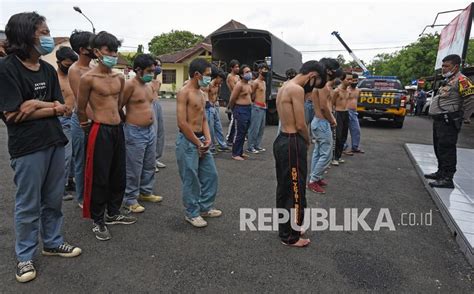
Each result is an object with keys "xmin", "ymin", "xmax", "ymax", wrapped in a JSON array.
[
  {"xmin": 58, "ymin": 63, "xmax": 70, "ymax": 75},
  {"xmin": 303, "ymin": 77, "xmax": 315, "ymax": 93},
  {"xmin": 261, "ymin": 71, "xmax": 268, "ymax": 78},
  {"xmin": 84, "ymin": 49, "xmax": 96, "ymax": 59},
  {"xmin": 351, "ymin": 82, "xmax": 358, "ymax": 88}
]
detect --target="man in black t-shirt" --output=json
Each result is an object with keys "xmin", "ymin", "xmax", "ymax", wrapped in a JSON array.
[{"xmin": 0, "ymin": 12, "xmax": 82, "ymax": 283}]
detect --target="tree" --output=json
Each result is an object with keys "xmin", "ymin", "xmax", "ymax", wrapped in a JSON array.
[
  {"xmin": 366, "ymin": 34, "xmax": 440, "ymax": 85},
  {"xmin": 137, "ymin": 44, "xmax": 144, "ymax": 54},
  {"xmin": 148, "ymin": 30, "xmax": 205, "ymax": 56}
]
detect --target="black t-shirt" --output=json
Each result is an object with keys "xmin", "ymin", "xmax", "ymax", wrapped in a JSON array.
[{"xmin": 0, "ymin": 55, "xmax": 67, "ymax": 159}]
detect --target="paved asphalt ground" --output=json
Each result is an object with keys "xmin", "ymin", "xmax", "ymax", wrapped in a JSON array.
[{"xmin": 0, "ymin": 100, "xmax": 473, "ymax": 293}]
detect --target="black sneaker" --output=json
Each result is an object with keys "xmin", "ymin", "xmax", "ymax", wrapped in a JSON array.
[
  {"xmin": 429, "ymin": 178, "xmax": 455, "ymax": 189},
  {"xmin": 105, "ymin": 214, "xmax": 137, "ymax": 225},
  {"xmin": 63, "ymin": 194, "xmax": 74, "ymax": 201},
  {"xmin": 42, "ymin": 242, "xmax": 82, "ymax": 257},
  {"xmin": 424, "ymin": 171, "xmax": 441, "ymax": 180},
  {"xmin": 16, "ymin": 260, "xmax": 36, "ymax": 283},
  {"xmin": 92, "ymin": 223, "xmax": 111, "ymax": 241}
]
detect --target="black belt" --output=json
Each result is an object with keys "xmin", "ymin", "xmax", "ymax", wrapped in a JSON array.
[{"xmin": 432, "ymin": 111, "xmax": 462, "ymax": 121}]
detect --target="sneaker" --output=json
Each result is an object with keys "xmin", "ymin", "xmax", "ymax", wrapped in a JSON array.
[
  {"xmin": 246, "ymin": 148, "xmax": 259, "ymax": 154},
  {"xmin": 42, "ymin": 242, "xmax": 82, "ymax": 257},
  {"xmin": 352, "ymin": 149, "xmax": 365, "ymax": 154},
  {"xmin": 255, "ymin": 147, "xmax": 266, "ymax": 152},
  {"xmin": 317, "ymin": 179, "xmax": 328, "ymax": 187},
  {"xmin": 217, "ymin": 146, "xmax": 230, "ymax": 152},
  {"xmin": 16, "ymin": 260, "xmax": 36, "ymax": 283},
  {"xmin": 424, "ymin": 171, "xmax": 441, "ymax": 180},
  {"xmin": 226, "ymin": 141, "xmax": 233, "ymax": 147},
  {"xmin": 63, "ymin": 194, "xmax": 74, "ymax": 201},
  {"xmin": 343, "ymin": 150, "xmax": 354, "ymax": 156},
  {"xmin": 105, "ymin": 214, "xmax": 137, "ymax": 225},
  {"xmin": 210, "ymin": 149, "xmax": 218, "ymax": 155},
  {"xmin": 429, "ymin": 178, "xmax": 455, "ymax": 189},
  {"xmin": 126, "ymin": 203, "xmax": 145, "ymax": 213},
  {"xmin": 92, "ymin": 223, "xmax": 111, "ymax": 241},
  {"xmin": 139, "ymin": 194, "xmax": 163, "ymax": 203},
  {"xmin": 155, "ymin": 166, "xmax": 160, "ymax": 173},
  {"xmin": 201, "ymin": 209, "xmax": 222, "ymax": 218},
  {"xmin": 155, "ymin": 160, "xmax": 166, "ymax": 168},
  {"xmin": 78, "ymin": 202, "xmax": 83, "ymax": 209},
  {"xmin": 338, "ymin": 159, "xmax": 345, "ymax": 163},
  {"xmin": 307, "ymin": 181, "xmax": 326, "ymax": 194},
  {"xmin": 331, "ymin": 160, "xmax": 339, "ymax": 166},
  {"xmin": 185, "ymin": 216, "xmax": 208, "ymax": 228}
]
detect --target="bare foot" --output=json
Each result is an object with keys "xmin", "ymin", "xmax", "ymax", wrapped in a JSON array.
[
  {"xmin": 282, "ymin": 238, "xmax": 310, "ymax": 247},
  {"xmin": 232, "ymin": 156, "xmax": 245, "ymax": 161}
]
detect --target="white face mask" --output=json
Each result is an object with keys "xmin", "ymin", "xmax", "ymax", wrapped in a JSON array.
[{"xmin": 442, "ymin": 71, "xmax": 454, "ymax": 78}]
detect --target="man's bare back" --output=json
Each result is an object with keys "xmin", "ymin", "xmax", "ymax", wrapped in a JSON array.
[
  {"xmin": 123, "ymin": 78, "xmax": 154, "ymax": 127},
  {"xmin": 277, "ymin": 81, "xmax": 308, "ymax": 144},
  {"xmin": 77, "ymin": 67, "xmax": 124, "ymax": 125}
]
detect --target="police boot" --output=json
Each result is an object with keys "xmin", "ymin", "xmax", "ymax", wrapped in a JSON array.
[
  {"xmin": 424, "ymin": 171, "xmax": 441, "ymax": 180},
  {"xmin": 429, "ymin": 178, "xmax": 454, "ymax": 189}
]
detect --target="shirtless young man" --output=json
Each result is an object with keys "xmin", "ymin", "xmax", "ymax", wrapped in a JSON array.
[
  {"xmin": 122, "ymin": 54, "xmax": 163, "ymax": 214},
  {"xmin": 176, "ymin": 58, "xmax": 221, "ymax": 228},
  {"xmin": 307, "ymin": 59, "xmax": 341, "ymax": 194},
  {"xmin": 333, "ymin": 72, "xmax": 352, "ymax": 162},
  {"xmin": 274, "ymin": 60, "xmax": 325, "ymax": 247},
  {"xmin": 247, "ymin": 63, "xmax": 268, "ymax": 154},
  {"xmin": 207, "ymin": 68, "xmax": 230, "ymax": 153},
  {"xmin": 55, "ymin": 46, "xmax": 77, "ymax": 201},
  {"xmin": 345, "ymin": 73, "xmax": 364, "ymax": 154},
  {"xmin": 77, "ymin": 31, "xmax": 136, "ymax": 241},
  {"xmin": 68, "ymin": 30, "xmax": 95, "ymax": 208},
  {"xmin": 228, "ymin": 64, "xmax": 253, "ymax": 161},
  {"xmin": 225, "ymin": 59, "xmax": 240, "ymax": 145}
]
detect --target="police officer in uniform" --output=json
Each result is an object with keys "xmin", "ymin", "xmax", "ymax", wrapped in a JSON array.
[{"xmin": 425, "ymin": 54, "xmax": 474, "ymax": 188}]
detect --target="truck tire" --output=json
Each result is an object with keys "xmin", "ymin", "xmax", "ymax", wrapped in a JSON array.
[{"xmin": 393, "ymin": 116, "xmax": 405, "ymax": 128}]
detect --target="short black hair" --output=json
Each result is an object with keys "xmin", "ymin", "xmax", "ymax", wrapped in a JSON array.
[
  {"xmin": 340, "ymin": 72, "xmax": 352, "ymax": 80},
  {"xmin": 229, "ymin": 59, "xmax": 240, "ymax": 69},
  {"xmin": 299, "ymin": 60, "xmax": 327, "ymax": 89},
  {"xmin": 285, "ymin": 68, "xmax": 297, "ymax": 78},
  {"xmin": 319, "ymin": 58, "xmax": 341, "ymax": 71},
  {"xmin": 91, "ymin": 31, "xmax": 121, "ymax": 52},
  {"xmin": 239, "ymin": 64, "xmax": 251, "ymax": 75},
  {"xmin": 5, "ymin": 12, "xmax": 46, "ymax": 60},
  {"xmin": 69, "ymin": 30, "xmax": 95, "ymax": 54},
  {"xmin": 216, "ymin": 70, "xmax": 226, "ymax": 80},
  {"xmin": 133, "ymin": 54, "xmax": 155, "ymax": 72},
  {"xmin": 189, "ymin": 58, "xmax": 211, "ymax": 77},
  {"xmin": 352, "ymin": 73, "xmax": 359, "ymax": 79},
  {"xmin": 442, "ymin": 54, "xmax": 461, "ymax": 66},
  {"xmin": 258, "ymin": 63, "xmax": 269, "ymax": 70},
  {"xmin": 56, "ymin": 46, "xmax": 78, "ymax": 62}
]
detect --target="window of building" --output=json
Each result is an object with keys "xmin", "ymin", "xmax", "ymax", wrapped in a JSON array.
[{"xmin": 162, "ymin": 69, "xmax": 176, "ymax": 84}]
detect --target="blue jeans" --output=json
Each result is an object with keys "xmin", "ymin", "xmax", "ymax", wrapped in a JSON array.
[
  {"xmin": 212, "ymin": 105, "xmax": 228, "ymax": 148},
  {"xmin": 346, "ymin": 109, "xmax": 361, "ymax": 151},
  {"xmin": 304, "ymin": 100, "xmax": 314, "ymax": 126},
  {"xmin": 232, "ymin": 105, "xmax": 252, "ymax": 157},
  {"xmin": 124, "ymin": 123, "xmax": 157, "ymax": 205},
  {"xmin": 248, "ymin": 104, "xmax": 266, "ymax": 150},
  {"xmin": 11, "ymin": 145, "xmax": 65, "ymax": 261},
  {"xmin": 59, "ymin": 116, "xmax": 73, "ymax": 196},
  {"xmin": 205, "ymin": 106, "xmax": 218, "ymax": 151},
  {"xmin": 152, "ymin": 100, "xmax": 165, "ymax": 160},
  {"xmin": 175, "ymin": 133, "xmax": 218, "ymax": 218},
  {"xmin": 71, "ymin": 112, "xmax": 84, "ymax": 204},
  {"xmin": 310, "ymin": 117, "xmax": 333, "ymax": 182}
]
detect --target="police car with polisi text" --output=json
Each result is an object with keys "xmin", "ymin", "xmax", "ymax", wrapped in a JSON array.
[{"xmin": 357, "ymin": 76, "xmax": 408, "ymax": 128}]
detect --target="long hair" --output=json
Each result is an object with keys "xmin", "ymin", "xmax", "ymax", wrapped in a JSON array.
[{"xmin": 5, "ymin": 12, "xmax": 46, "ymax": 60}]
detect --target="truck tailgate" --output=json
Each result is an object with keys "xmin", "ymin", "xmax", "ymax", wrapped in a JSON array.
[{"xmin": 358, "ymin": 90, "xmax": 402, "ymax": 108}]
